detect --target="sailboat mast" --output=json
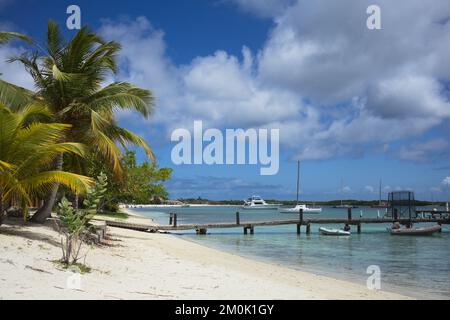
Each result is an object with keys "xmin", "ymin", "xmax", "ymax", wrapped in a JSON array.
[
  {"xmin": 379, "ymin": 179, "xmax": 382, "ymax": 205},
  {"xmin": 296, "ymin": 161, "xmax": 300, "ymax": 205},
  {"xmin": 341, "ymin": 178, "xmax": 343, "ymax": 206}
]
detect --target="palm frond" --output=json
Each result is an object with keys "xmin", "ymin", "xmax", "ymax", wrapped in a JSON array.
[{"xmin": 0, "ymin": 31, "xmax": 32, "ymax": 44}]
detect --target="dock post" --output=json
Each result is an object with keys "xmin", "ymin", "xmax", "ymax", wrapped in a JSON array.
[
  {"xmin": 357, "ymin": 223, "xmax": 361, "ymax": 234},
  {"xmin": 306, "ymin": 223, "xmax": 311, "ymax": 235},
  {"xmin": 196, "ymin": 228, "xmax": 207, "ymax": 235},
  {"xmin": 250, "ymin": 226, "xmax": 254, "ymax": 235},
  {"xmin": 297, "ymin": 208, "xmax": 304, "ymax": 235},
  {"xmin": 236, "ymin": 211, "xmax": 240, "ymax": 225},
  {"xmin": 347, "ymin": 208, "xmax": 352, "ymax": 221},
  {"xmin": 169, "ymin": 213, "xmax": 173, "ymax": 225},
  {"xmin": 438, "ymin": 223, "xmax": 442, "ymax": 233},
  {"xmin": 394, "ymin": 208, "xmax": 398, "ymax": 221},
  {"xmin": 173, "ymin": 213, "xmax": 177, "ymax": 228},
  {"xmin": 243, "ymin": 227, "xmax": 248, "ymax": 235}
]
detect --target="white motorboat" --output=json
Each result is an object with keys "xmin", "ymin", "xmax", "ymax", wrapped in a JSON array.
[
  {"xmin": 279, "ymin": 204, "xmax": 322, "ymax": 214},
  {"xmin": 319, "ymin": 227, "xmax": 351, "ymax": 236},
  {"xmin": 241, "ymin": 196, "xmax": 279, "ymax": 210}
]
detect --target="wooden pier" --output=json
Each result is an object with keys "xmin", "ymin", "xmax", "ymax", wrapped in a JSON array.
[{"xmin": 102, "ymin": 209, "xmax": 450, "ymax": 235}]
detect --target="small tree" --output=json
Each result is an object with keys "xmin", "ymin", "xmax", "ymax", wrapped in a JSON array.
[{"xmin": 57, "ymin": 172, "xmax": 107, "ymax": 266}]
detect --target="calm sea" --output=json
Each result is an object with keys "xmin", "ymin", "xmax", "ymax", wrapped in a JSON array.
[{"xmin": 129, "ymin": 205, "xmax": 450, "ymax": 299}]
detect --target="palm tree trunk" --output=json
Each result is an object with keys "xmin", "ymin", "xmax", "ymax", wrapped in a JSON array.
[
  {"xmin": 31, "ymin": 153, "xmax": 64, "ymax": 223},
  {"xmin": 0, "ymin": 193, "xmax": 5, "ymax": 226},
  {"xmin": 73, "ymin": 193, "xmax": 79, "ymax": 209}
]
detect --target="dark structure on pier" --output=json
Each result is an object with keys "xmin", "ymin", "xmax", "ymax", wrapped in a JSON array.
[{"xmin": 386, "ymin": 191, "xmax": 416, "ymax": 220}]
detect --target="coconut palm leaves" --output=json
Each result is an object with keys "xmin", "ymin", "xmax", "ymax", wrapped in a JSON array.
[
  {"xmin": 0, "ymin": 104, "xmax": 93, "ymax": 222},
  {"xmin": 0, "ymin": 21, "xmax": 155, "ymax": 174},
  {"xmin": 0, "ymin": 22, "xmax": 155, "ymax": 222}
]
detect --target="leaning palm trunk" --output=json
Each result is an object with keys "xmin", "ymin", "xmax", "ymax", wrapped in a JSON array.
[
  {"xmin": 0, "ymin": 194, "xmax": 5, "ymax": 226},
  {"xmin": 31, "ymin": 153, "xmax": 64, "ymax": 223}
]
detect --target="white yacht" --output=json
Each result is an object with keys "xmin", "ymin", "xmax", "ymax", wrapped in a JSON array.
[{"xmin": 241, "ymin": 196, "xmax": 279, "ymax": 210}]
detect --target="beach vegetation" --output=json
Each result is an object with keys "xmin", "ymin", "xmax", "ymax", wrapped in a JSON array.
[
  {"xmin": 0, "ymin": 104, "xmax": 93, "ymax": 225},
  {"xmin": 88, "ymin": 151, "xmax": 172, "ymax": 211},
  {"xmin": 56, "ymin": 172, "xmax": 108, "ymax": 266},
  {"xmin": 0, "ymin": 21, "xmax": 155, "ymax": 223}
]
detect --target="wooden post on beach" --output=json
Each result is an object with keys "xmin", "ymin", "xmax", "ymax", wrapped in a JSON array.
[
  {"xmin": 236, "ymin": 211, "xmax": 240, "ymax": 225},
  {"xmin": 348, "ymin": 208, "xmax": 352, "ymax": 221},
  {"xmin": 173, "ymin": 214, "xmax": 177, "ymax": 228},
  {"xmin": 169, "ymin": 213, "xmax": 173, "ymax": 225}
]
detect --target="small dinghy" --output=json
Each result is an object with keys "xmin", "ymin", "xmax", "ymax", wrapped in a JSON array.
[
  {"xmin": 319, "ymin": 227, "xmax": 351, "ymax": 236},
  {"xmin": 388, "ymin": 224, "xmax": 442, "ymax": 236}
]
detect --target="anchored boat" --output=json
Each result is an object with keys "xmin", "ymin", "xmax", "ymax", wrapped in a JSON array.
[
  {"xmin": 388, "ymin": 224, "xmax": 442, "ymax": 236},
  {"xmin": 278, "ymin": 161, "xmax": 322, "ymax": 214},
  {"xmin": 279, "ymin": 204, "xmax": 322, "ymax": 214},
  {"xmin": 319, "ymin": 227, "xmax": 351, "ymax": 236},
  {"xmin": 241, "ymin": 196, "xmax": 279, "ymax": 210}
]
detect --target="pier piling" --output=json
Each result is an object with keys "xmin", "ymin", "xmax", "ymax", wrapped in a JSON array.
[
  {"xmin": 236, "ymin": 211, "xmax": 240, "ymax": 225},
  {"xmin": 306, "ymin": 223, "xmax": 311, "ymax": 235},
  {"xmin": 244, "ymin": 225, "xmax": 254, "ymax": 235},
  {"xmin": 173, "ymin": 214, "xmax": 177, "ymax": 227},
  {"xmin": 348, "ymin": 208, "xmax": 352, "ymax": 221},
  {"xmin": 297, "ymin": 224, "xmax": 301, "ymax": 235},
  {"xmin": 357, "ymin": 223, "xmax": 361, "ymax": 234},
  {"xmin": 196, "ymin": 228, "xmax": 207, "ymax": 235},
  {"xmin": 169, "ymin": 213, "xmax": 173, "ymax": 225}
]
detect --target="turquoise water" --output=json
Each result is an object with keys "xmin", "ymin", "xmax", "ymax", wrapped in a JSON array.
[{"xmin": 130, "ymin": 206, "xmax": 450, "ymax": 299}]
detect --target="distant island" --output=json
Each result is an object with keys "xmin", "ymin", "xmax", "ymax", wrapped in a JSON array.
[{"xmin": 174, "ymin": 198, "xmax": 445, "ymax": 207}]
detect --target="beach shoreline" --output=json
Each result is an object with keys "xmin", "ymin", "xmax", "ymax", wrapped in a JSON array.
[{"xmin": 0, "ymin": 219, "xmax": 413, "ymax": 300}]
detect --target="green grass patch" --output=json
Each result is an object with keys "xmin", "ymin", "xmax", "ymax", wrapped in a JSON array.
[
  {"xmin": 53, "ymin": 260, "xmax": 92, "ymax": 274},
  {"xmin": 94, "ymin": 211, "xmax": 129, "ymax": 220}
]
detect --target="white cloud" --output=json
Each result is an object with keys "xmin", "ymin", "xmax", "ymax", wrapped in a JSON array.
[
  {"xmin": 4, "ymin": 1, "xmax": 450, "ymax": 164},
  {"xmin": 365, "ymin": 185, "xmax": 375, "ymax": 193},
  {"xmin": 441, "ymin": 177, "xmax": 450, "ymax": 187},
  {"xmin": 0, "ymin": 44, "xmax": 34, "ymax": 90},
  {"xmin": 342, "ymin": 186, "xmax": 352, "ymax": 193},
  {"xmin": 397, "ymin": 139, "xmax": 450, "ymax": 162},
  {"xmin": 229, "ymin": 0, "xmax": 295, "ymax": 18}
]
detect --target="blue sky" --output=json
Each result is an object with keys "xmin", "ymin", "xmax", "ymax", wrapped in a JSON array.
[{"xmin": 2, "ymin": 0, "xmax": 450, "ymax": 201}]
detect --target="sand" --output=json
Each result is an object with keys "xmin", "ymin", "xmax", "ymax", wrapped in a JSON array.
[{"xmin": 0, "ymin": 219, "xmax": 412, "ymax": 300}]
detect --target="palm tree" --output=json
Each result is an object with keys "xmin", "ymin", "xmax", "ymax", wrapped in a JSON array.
[
  {"xmin": 0, "ymin": 22, "xmax": 155, "ymax": 222},
  {"xmin": 0, "ymin": 103, "xmax": 93, "ymax": 225}
]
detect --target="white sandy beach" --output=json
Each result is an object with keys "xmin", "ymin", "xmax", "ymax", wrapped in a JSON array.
[{"xmin": 0, "ymin": 219, "xmax": 412, "ymax": 300}]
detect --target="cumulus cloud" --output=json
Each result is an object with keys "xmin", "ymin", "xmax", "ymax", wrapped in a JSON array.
[
  {"xmin": 4, "ymin": 0, "xmax": 450, "ymax": 164},
  {"xmin": 397, "ymin": 139, "xmax": 450, "ymax": 162},
  {"xmin": 441, "ymin": 177, "xmax": 450, "ymax": 187},
  {"xmin": 0, "ymin": 44, "xmax": 34, "ymax": 90},
  {"xmin": 228, "ymin": 0, "xmax": 295, "ymax": 18},
  {"xmin": 167, "ymin": 176, "xmax": 287, "ymax": 199}
]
